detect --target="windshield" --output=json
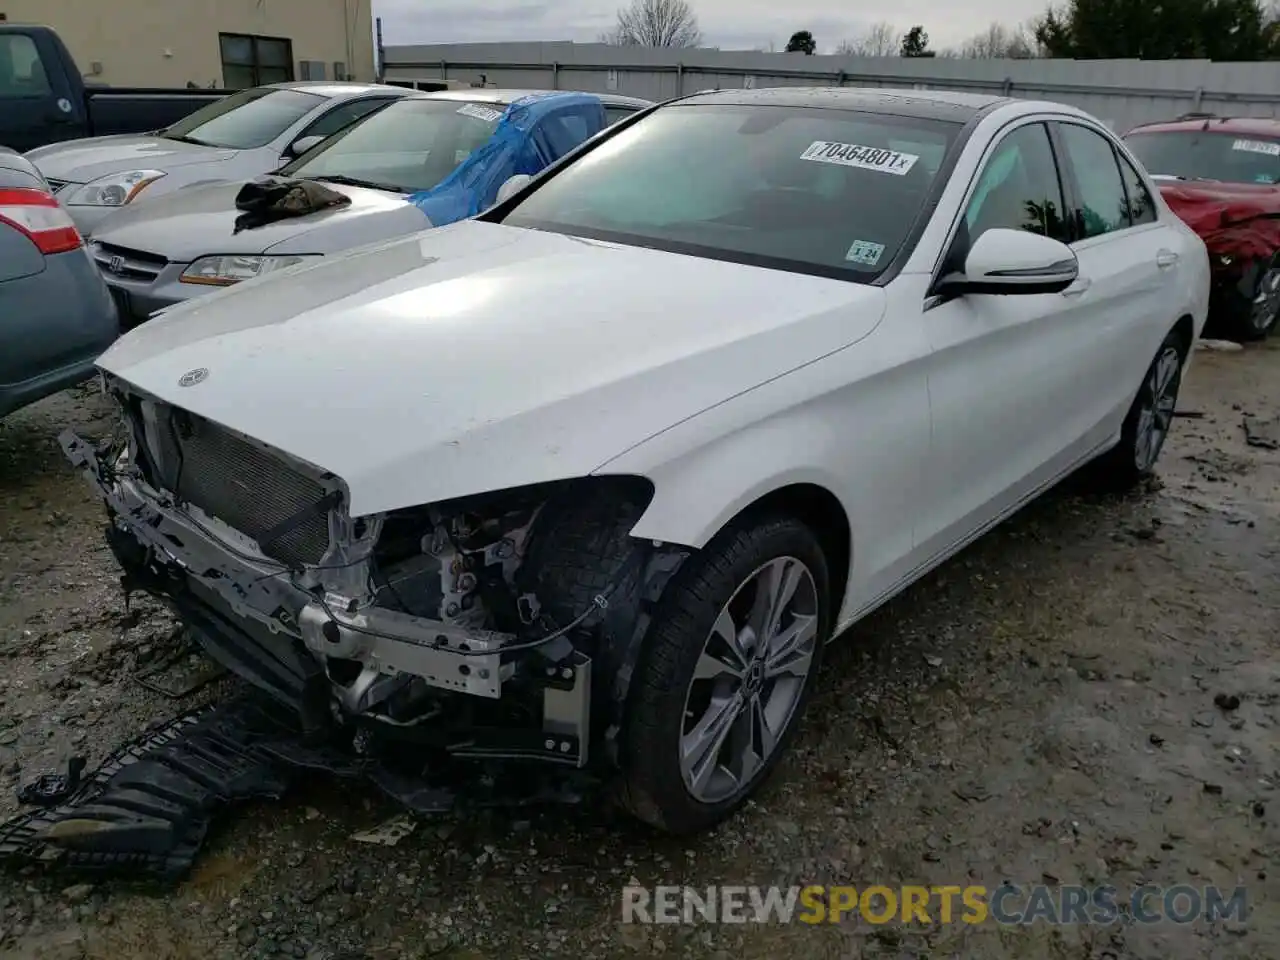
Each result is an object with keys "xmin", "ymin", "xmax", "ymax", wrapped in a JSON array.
[
  {"xmin": 1124, "ymin": 130, "xmax": 1280, "ymax": 185},
  {"xmin": 161, "ymin": 88, "xmax": 324, "ymax": 149},
  {"xmin": 280, "ymin": 98, "xmax": 506, "ymax": 193},
  {"xmin": 499, "ymin": 103, "xmax": 958, "ymax": 280}
]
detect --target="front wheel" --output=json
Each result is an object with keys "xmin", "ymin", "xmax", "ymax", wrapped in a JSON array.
[
  {"xmin": 1217, "ymin": 254, "xmax": 1280, "ymax": 342},
  {"xmin": 1090, "ymin": 327, "xmax": 1188, "ymax": 490},
  {"xmin": 618, "ymin": 516, "xmax": 830, "ymax": 834}
]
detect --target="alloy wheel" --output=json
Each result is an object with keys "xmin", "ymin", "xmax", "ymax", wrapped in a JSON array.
[
  {"xmin": 1133, "ymin": 345, "xmax": 1182, "ymax": 472},
  {"xmin": 678, "ymin": 556, "xmax": 819, "ymax": 804},
  {"xmin": 1250, "ymin": 264, "xmax": 1280, "ymax": 335}
]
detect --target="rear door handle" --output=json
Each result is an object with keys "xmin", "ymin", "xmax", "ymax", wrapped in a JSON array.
[
  {"xmin": 1062, "ymin": 277, "xmax": 1092, "ymax": 297},
  {"xmin": 1156, "ymin": 249, "xmax": 1180, "ymax": 268}
]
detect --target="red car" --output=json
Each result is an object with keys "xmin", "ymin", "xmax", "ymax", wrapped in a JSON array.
[{"xmin": 1124, "ymin": 114, "xmax": 1280, "ymax": 341}]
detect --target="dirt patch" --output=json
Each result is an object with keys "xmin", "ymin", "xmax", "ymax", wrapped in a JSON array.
[{"xmin": 0, "ymin": 343, "xmax": 1277, "ymax": 959}]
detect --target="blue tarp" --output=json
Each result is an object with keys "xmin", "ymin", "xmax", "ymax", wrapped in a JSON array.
[{"xmin": 406, "ymin": 91, "xmax": 607, "ymax": 226}]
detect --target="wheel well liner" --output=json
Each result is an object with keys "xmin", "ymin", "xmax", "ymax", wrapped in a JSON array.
[
  {"xmin": 721, "ymin": 482, "xmax": 852, "ymax": 617},
  {"xmin": 1171, "ymin": 313, "xmax": 1195, "ymax": 355}
]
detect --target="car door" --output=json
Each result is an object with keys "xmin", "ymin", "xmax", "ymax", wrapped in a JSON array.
[
  {"xmin": 914, "ymin": 118, "xmax": 1105, "ymax": 561},
  {"xmin": 1050, "ymin": 120, "xmax": 1181, "ymax": 429},
  {"xmin": 0, "ymin": 30, "xmax": 81, "ymax": 152}
]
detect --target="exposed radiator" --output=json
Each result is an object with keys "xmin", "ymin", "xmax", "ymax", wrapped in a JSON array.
[{"xmin": 141, "ymin": 405, "xmax": 333, "ymax": 568}]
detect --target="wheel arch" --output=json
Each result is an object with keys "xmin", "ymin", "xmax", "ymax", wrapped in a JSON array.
[
  {"xmin": 1171, "ymin": 313, "xmax": 1195, "ymax": 355},
  {"xmin": 629, "ymin": 470, "xmax": 855, "ymax": 620},
  {"xmin": 715, "ymin": 483, "xmax": 853, "ymax": 619}
]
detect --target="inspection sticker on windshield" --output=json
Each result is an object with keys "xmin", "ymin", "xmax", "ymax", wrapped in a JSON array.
[
  {"xmin": 457, "ymin": 103, "xmax": 504, "ymax": 123},
  {"xmin": 800, "ymin": 141, "xmax": 919, "ymax": 175},
  {"xmin": 845, "ymin": 240, "xmax": 885, "ymax": 265},
  {"xmin": 1232, "ymin": 138, "xmax": 1280, "ymax": 156}
]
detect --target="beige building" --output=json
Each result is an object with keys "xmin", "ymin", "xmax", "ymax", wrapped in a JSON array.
[{"xmin": 0, "ymin": 0, "xmax": 374, "ymax": 87}]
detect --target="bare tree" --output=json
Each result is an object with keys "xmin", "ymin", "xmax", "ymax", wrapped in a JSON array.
[
  {"xmin": 835, "ymin": 22, "xmax": 899, "ymax": 56},
  {"xmin": 950, "ymin": 21, "xmax": 1040, "ymax": 58},
  {"xmin": 601, "ymin": 0, "xmax": 704, "ymax": 47}
]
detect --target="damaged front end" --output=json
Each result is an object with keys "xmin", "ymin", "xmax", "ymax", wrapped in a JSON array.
[{"xmin": 62, "ymin": 378, "xmax": 687, "ymax": 788}]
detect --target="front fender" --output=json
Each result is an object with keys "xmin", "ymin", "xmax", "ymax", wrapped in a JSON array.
[{"xmin": 601, "ymin": 312, "xmax": 933, "ymax": 623}]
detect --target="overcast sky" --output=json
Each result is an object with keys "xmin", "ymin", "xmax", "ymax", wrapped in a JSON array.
[{"xmin": 374, "ymin": 0, "xmax": 1042, "ymax": 53}]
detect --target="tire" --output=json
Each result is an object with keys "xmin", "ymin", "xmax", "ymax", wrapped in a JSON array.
[
  {"xmin": 617, "ymin": 515, "xmax": 831, "ymax": 834},
  {"xmin": 1214, "ymin": 253, "xmax": 1280, "ymax": 342},
  {"xmin": 1090, "ymin": 327, "xmax": 1189, "ymax": 491}
]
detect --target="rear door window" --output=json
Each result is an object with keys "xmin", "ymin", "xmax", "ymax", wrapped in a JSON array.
[
  {"xmin": 1117, "ymin": 154, "xmax": 1157, "ymax": 226},
  {"xmin": 604, "ymin": 106, "xmax": 637, "ymax": 126}
]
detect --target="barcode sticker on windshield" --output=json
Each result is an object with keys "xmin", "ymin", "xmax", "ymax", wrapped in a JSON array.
[
  {"xmin": 1232, "ymin": 138, "xmax": 1280, "ymax": 156},
  {"xmin": 800, "ymin": 141, "xmax": 919, "ymax": 175},
  {"xmin": 457, "ymin": 103, "xmax": 504, "ymax": 123}
]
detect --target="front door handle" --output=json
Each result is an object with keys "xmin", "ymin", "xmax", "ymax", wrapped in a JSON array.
[
  {"xmin": 1156, "ymin": 249, "xmax": 1180, "ymax": 268},
  {"xmin": 1062, "ymin": 277, "xmax": 1092, "ymax": 298}
]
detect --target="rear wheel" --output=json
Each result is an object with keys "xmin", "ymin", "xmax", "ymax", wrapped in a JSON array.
[
  {"xmin": 618, "ymin": 516, "xmax": 830, "ymax": 834},
  {"xmin": 1090, "ymin": 327, "xmax": 1188, "ymax": 490}
]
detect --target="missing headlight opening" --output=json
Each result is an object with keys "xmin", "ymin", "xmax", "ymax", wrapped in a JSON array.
[{"xmin": 58, "ymin": 379, "xmax": 687, "ymax": 783}]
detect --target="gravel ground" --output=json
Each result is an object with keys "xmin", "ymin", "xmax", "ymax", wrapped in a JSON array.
[{"xmin": 0, "ymin": 340, "xmax": 1277, "ymax": 960}]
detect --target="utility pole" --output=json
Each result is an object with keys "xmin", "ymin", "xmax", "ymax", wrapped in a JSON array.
[{"xmin": 375, "ymin": 16, "xmax": 384, "ymax": 81}]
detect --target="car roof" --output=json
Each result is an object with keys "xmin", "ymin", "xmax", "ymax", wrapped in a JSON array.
[
  {"xmin": 407, "ymin": 89, "xmax": 653, "ymax": 109},
  {"xmin": 674, "ymin": 86, "xmax": 1010, "ymax": 121},
  {"xmin": 1126, "ymin": 115, "xmax": 1280, "ymax": 137},
  {"xmin": 264, "ymin": 81, "xmax": 413, "ymax": 99}
]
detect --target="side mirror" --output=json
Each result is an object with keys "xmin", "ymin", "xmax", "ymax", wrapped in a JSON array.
[
  {"xmin": 935, "ymin": 228, "xmax": 1078, "ymax": 297},
  {"xmin": 495, "ymin": 173, "xmax": 533, "ymax": 205},
  {"xmin": 287, "ymin": 135, "xmax": 326, "ymax": 159}
]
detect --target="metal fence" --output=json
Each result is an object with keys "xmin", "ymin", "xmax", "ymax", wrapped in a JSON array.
[{"xmin": 381, "ymin": 40, "xmax": 1280, "ymax": 132}]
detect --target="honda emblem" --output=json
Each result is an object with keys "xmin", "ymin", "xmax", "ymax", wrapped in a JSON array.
[{"xmin": 107, "ymin": 255, "xmax": 125, "ymax": 274}]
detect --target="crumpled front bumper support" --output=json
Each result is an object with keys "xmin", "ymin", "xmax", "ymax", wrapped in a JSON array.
[{"xmin": 59, "ymin": 428, "xmax": 594, "ymax": 768}]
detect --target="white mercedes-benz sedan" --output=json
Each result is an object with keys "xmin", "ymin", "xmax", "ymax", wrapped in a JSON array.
[{"xmin": 64, "ymin": 88, "xmax": 1210, "ymax": 834}]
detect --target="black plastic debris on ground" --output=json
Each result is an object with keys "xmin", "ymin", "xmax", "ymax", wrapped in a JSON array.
[
  {"xmin": 1, "ymin": 693, "xmax": 601, "ymax": 882},
  {"xmin": 0, "ymin": 696, "xmax": 295, "ymax": 881},
  {"xmin": 17, "ymin": 756, "xmax": 87, "ymax": 807}
]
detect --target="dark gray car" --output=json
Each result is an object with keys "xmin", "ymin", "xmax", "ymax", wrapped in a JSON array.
[{"xmin": 0, "ymin": 149, "xmax": 118, "ymax": 416}]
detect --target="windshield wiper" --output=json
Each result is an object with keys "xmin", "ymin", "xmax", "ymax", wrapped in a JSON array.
[
  {"xmin": 163, "ymin": 134, "xmax": 214, "ymax": 146},
  {"xmin": 306, "ymin": 174, "xmax": 405, "ymax": 193}
]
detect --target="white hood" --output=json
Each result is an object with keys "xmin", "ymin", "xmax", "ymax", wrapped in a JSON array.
[
  {"xmin": 26, "ymin": 135, "xmax": 235, "ymax": 183},
  {"xmin": 97, "ymin": 220, "xmax": 887, "ymax": 516}
]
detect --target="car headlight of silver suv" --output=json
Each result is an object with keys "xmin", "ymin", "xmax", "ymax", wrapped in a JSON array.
[
  {"xmin": 63, "ymin": 169, "xmax": 167, "ymax": 207},
  {"xmin": 180, "ymin": 254, "xmax": 319, "ymax": 286}
]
